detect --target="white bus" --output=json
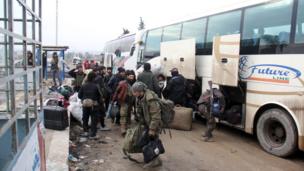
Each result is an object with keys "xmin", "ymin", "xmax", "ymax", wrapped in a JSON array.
[
  {"xmin": 103, "ymin": 33, "xmax": 136, "ymax": 72},
  {"xmin": 104, "ymin": 0, "xmax": 304, "ymax": 157}
]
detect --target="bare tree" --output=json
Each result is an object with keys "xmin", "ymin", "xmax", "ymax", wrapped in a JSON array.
[
  {"xmin": 138, "ymin": 17, "xmax": 145, "ymax": 30},
  {"xmin": 122, "ymin": 28, "xmax": 130, "ymax": 35}
]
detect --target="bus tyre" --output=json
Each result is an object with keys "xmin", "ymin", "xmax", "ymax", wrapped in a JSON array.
[{"xmin": 257, "ymin": 109, "xmax": 297, "ymax": 157}]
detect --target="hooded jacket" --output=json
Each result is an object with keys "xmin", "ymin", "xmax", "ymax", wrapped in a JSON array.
[
  {"xmin": 136, "ymin": 89, "xmax": 162, "ymax": 131},
  {"xmin": 137, "ymin": 71, "xmax": 160, "ymax": 96}
]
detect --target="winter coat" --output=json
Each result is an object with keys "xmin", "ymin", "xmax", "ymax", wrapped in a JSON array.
[
  {"xmin": 68, "ymin": 69, "xmax": 85, "ymax": 87},
  {"xmin": 137, "ymin": 71, "xmax": 160, "ymax": 96},
  {"xmin": 78, "ymin": 82, "xmax": 101, "ymax": 102},
  {"xmin": 136, "ymin": 89, "xmax": 162, "ymax": 131},
  {"xmin": 94, "ymin": 74, "xmax": 106, "ymax": 98},
  {"xmin": 112, "ymin": 80, "xmax": 133, "ymax": 105},
  {"xmin": 107, "ymin": 74, "xmax": 125, "ymax": 95},
  {"xmin": 165, "ymin": 74, "xmax": 187, "ymax": 106}
]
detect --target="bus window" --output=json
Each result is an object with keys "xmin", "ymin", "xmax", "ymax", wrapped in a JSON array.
[
  {"xmin": 130, "ymin": 45, "xmax": 135, "ymax": 56},
  {"xmin": 115, "ymin": 49, "xmax": 121, "ymax": 57},
  {"xmin": 241, "ymin": 0, "xmax": 293, "ymax": 54},
  {"xmin": 206, "ymin": 10, "xmax": 241, "ymax": 54},
  {"xmin": 162, "ymin": 24, "xmax": 182, "ymax": 42},
  {"xmin": 181, "ymin": 18, "xmax": 206, "ymax": 55},
  {"xmin": 295, "ymin": 0, "xmax": 304, "ymax": 43},
  {"xmin": 144, "ymin": 28, "xmax": 163, "ymax": 58}
]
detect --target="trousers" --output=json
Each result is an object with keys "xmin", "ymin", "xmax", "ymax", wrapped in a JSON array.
[
  {"xmin": 52, "ymin": 70, "xmax": 62, "ymax": 86},
  {"xmin": 82, "ymin": 107, "xmax": 98, "ymax": 136},
  {"xmin": 120, "ymin": 103, "xmax": 129, "ymax": 125}
]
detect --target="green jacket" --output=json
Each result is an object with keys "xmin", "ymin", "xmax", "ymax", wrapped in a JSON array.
[
  {"xmin": 75, "ymin": 74, "xmax": 85, "ymax": 87},
  {"xmin": 137, "ymin": 71, "xmax": 160, "ymax": 95},
  {"xmin": 136, "ymin": 89, "xmax": 162, "ymax": 131}
]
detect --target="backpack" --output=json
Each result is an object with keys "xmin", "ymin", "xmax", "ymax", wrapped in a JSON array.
[
  {"xmin": 212, "ymin": 97, "xmax": 222, "ymax": 117},
  {"xmin": 150, "ymin": 98, "xmax": 175, "ymax": 138},
  {"xmin": 157, "ymin": 99, "xmax": 175, "ymax": 127}
]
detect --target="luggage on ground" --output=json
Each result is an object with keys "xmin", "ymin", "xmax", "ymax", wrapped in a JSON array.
[
  {"xmin": 142, "ymin": 138, "xmax": 165, "ymax": 163},
  {"xmin": 44, "ymin": 106, "xmax": 69, "ymax": 130},
  {"xmin": 122, "ymin": 124, "xmax": 146, "ymax": 154},
  {"xmin": 225, "ymin": 105, "xmax": 242, "ymax": 124},
  {"xmin": 170, "ymin": 107, "xmax": 193, "ymax": 131}
]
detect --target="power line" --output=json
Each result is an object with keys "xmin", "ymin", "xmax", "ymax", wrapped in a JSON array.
[{"xmin": 56, "ymin": 0, "xmax": 58, "ymax": 45}]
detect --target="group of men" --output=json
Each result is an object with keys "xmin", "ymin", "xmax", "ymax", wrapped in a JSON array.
[{"xmin": 70, "ymin": 61, "xmax": 222, "ymax": 168}]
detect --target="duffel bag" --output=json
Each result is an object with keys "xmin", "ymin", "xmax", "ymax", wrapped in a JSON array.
[
  {"xmin": 170, "ymin": 107, "xmax": 193, "ymax": 131},
  {"xmin": 142, "ymin": 138, "xmax": 165, "ymax": 163},
  {"xmin": 122, "ymin": 124, "xmax": 146, "ymax": 154}
]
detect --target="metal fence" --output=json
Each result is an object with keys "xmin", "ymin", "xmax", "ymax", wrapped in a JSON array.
[{"xmin": 0, "ymin": 0, "xmax": 42, "ymax": 170}]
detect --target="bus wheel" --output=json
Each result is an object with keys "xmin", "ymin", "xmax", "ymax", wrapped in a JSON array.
[{"xmin": 256, "ymin": 108, "xmax": 297, "ymax": 157}]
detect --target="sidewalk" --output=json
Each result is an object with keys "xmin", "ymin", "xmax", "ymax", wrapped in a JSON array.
[{"xmin": 45, "ymin": 127, "xmax": 70, "ymax": 171}]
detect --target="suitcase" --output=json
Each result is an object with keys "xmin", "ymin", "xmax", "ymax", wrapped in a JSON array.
[
  {"xmin": 44, "ymin": 106, "xmax": 69, "ymax": 130},
  {"xmin": 170, "ymin": 107, "xmax": 193, "ymax": 131}
]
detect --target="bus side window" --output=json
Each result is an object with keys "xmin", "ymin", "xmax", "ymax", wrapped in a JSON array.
[
  {"xmin": 144, "ymin": 28, "xmax": 163, "ymax": 58},
  {"xmin": 162, "ymin": 24, "xmax": 182, "ymax": 42},
  {"xmin": 115, "ymin": 49, "xmax": 121, "ymax": 57},
  {"xmin": 130, "ymin": 46, "xmax": 135, "ymax": 56},
  {"xmin": 295, "ymin": 0, "xmax": 304, "ymax": 43},
  {"xmin": 181, "ymin": 18, "xmax": 207, "ymax": 55},
  {"xmin": 241, "ymin": 0, "xmax": 293, "ymax": 54},
  {"xmin": 205, "ymin": 10, "xmax": 242, "ymax": 55}
]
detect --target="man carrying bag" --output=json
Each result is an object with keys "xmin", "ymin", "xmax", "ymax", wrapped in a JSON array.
[
  {"xmin": 78, "ymin": 72, "xmax": 101, "ymax": 139},
  {"xmin": 122, "ymin": 82, "xmax": 164, "ymax": 169}
]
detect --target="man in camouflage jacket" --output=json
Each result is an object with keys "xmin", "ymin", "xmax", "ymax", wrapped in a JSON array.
[{"xmin": 131, "ymin": 81, "xmax": 162, "ymax": 168}]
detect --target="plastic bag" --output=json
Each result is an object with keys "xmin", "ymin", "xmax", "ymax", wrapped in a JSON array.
[
  {"xmin": 106, "ymin": 102, "xmax": 119, "ymax": 119},
  {"xmin": 68, "ymin": 101, "xmax": 91, "ymax": 125}
]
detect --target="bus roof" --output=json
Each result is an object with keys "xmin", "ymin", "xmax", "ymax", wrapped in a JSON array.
[
  {"xmin": 105, "ymin": 33, "xmax": 136, "ymax": 44},
  {"xmin": 144, "ymin": 0, "xmax": 273, "ymax": 31}
]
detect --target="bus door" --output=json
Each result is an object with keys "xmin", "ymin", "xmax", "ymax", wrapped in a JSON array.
[
  {"xmin": 212, "ymin": 34, "xmax": 240, "ymax": 87},
  {"xmin": 212, "ymin": 34, "xmax": 246, "ymax": 127},
  {"xmin": 160, "ymin": 39, "xmax": 196, "ymax": 80}
]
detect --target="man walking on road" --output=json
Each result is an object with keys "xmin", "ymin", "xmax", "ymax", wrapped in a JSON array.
[
  {"xmin": 95, "ymin": 66, "xmax": 111, "ymax": 131},
  {"xmin": 108, "ymin": 67, "xmax": 126, "ymax": 124},
  {"xmin": 131, "ymin": 82, "xmax": 163, "ymax": 168},
  {"xmin": 78, "ymin": 72, "xmax": 101, "ymax": 139},
  {"xmin": 112, "ymin": 70, "xmax": 135, "ymax": 136}
]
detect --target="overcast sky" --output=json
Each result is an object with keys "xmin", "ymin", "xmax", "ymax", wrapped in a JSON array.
[{"xmin": 42, "ymin": 0, "xmax": 248, "ymax": 53}]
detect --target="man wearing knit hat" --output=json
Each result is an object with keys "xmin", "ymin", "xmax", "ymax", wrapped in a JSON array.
[{"xmin": 131, "ymin": 81, "xmax": 163, "ymax": 168}]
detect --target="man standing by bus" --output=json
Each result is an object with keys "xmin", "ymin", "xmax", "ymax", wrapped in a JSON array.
[
  {"xmin": 137, "ymin": 63, "xmax": 160, "ymax": 97},
  {"xmin": 197, "ymin": 84, "xmax": 225, "ymax": 142},
  {"xmin": 164, "ymin": 68, "xmax": 187, "ymax": 106}
]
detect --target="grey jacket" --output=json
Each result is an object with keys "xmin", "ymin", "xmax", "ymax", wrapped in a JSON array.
[{"xmin": 137, "ymin": 71, "xmax": 160, "ymax": 96}]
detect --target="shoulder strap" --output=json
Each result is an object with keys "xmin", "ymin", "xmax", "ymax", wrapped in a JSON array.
[{"xmin": 123, "ymin": 149, "xmax": 143, "ymax": 164}]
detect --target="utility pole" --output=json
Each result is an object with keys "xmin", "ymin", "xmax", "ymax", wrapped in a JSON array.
[{"xmin": 56, "ymin": 0, "xmax": 58, "ymax": 45}]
